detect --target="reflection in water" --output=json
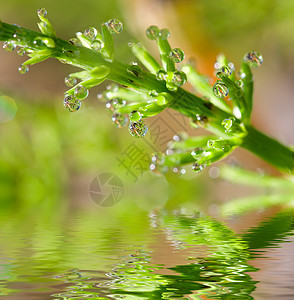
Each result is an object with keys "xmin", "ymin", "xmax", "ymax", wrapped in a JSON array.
[{"xmin": 0, "ymin": 209, "xmax": 293, "ymax": 299}]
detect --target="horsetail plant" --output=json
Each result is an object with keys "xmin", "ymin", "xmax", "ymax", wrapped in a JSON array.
[{"xmin": 1, "ymin": 9, "xmax": 294, "ymax": 175}]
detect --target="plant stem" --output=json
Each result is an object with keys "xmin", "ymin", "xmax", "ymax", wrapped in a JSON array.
[
  {"xmin": 241, "ymin": 126, "xmax": 294, "ymax": 174},
  {"xmin": 170, "ymin": 88, "xmax": 294, "ymax": 173}
]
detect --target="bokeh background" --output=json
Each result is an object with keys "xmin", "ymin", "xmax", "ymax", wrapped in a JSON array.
[{"xmin": 1, "ymin": 0, "xmax": 294, "ymax": 212}]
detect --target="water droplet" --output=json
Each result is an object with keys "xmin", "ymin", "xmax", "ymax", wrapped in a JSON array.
[
  {"xmin": 166, "ymin": 149, "xmax": 174, "ymax": 156},
  {"xmin": 192, "ymin": 163, "xmax": 205, "ymax": 173},
  {"xmin": 113, "ymin": 98, "xmax": 126, "ymax": 107},
  {"xmin": 243, "ymin": 51, "xmax": 263, "ymax": 68},
  {"xmin": 220, "ymin": 65, "xmax": 232, "ymax": 76},
  {"xmin": 18, "ymin": 64, "xmax": 29, "ymax": 74},
  {"xmin": 169, "ymin": 48, "xmax": 185, "ymax": 63},
  {"xmin": 191, "ymin": 114, "xmax": 207, "ymax": 128},
  {"xmin": 105, "ymin": 100, "xmax": 114, "ymax": 110},
  {"xmin": 172, "ymin": 167, "xmax": 186, "ymax": 175},
  {"xmin": 148, "ymin": 90, "xmax": 158, "ymax": 97},
  {"xmin": 112, "ymin": 113, "xmax": 128, "ymax": 128},
  {"xmin": 159, "ymin": 28, "xmax": 170, "ymax": 40},
  {"xmin": 155, "ymin": 95, "xmax": 167, "ymax": 106},
  {"xmin": 180, "ymin": 168, "xmax": 186, "ymax": 175},
  {"xmin": 64, "ymin": 76, "xmax": 77, "ymax": 87},
  {"xmin": 106, "ymin": 19, "xmax": 123, "ymax": 34},
  {"xmin": 236, "ymin": 79, "xmax": 244, "ymax": 88},
  {"xmin": 146, "ymin": 25, "xmax": 160, "ymax": 40},
  {"xmin": 156, "ymin": 69, "xmax": 167, "ymax": 81},
  {"xmin": 37, "ymin": 8, "xmax": 47, "ymax": 18},
  {"xmin": 191, "ymin": 148, "xmax": 204, "ymax": 158},
  {"xmin": 172, "ymin": 167, "xmax": 179, "ymax": 174},
  {"xmin": 222, "ymin": 144, "xmax": 231, "ymax": 152},
  {"xmin": 216, "ymin": 72, "xmax": 222, "ymax": 79},
  {"xmin": 221, "ymin": 117, "xmax": 235, "ymax": 131},
  {"xmin": 207, "ymin": 140, "xmax": 215, "ymax": 148},
  {"xmin": 74, "ymin": 85, "xmax": 89, "ymax": 100},
  {"xmin": 127, "ymin": 64, "xmax": 142, "ymax": 77},
  {"xmin": 166, "ymin": 82, "xmax": 177, "ymax": 92},
  {"xmin": 69, "ymin": 38, "xmax": 82, "ymax": 47},
  {"xmin": 33, "ymin": 38, "xmax": 43, "ymax": 47},
  {"xmin": 91, "ymin": 40, "xmax": 102, "ymax": 51},
  {"xmin": 12, "ymin": 29, "xmax": 25, "ymax": 41},
  {"xmin": 228, "ymin": 62, "xmax": 235, "ymax": 70},
  {"xmin": 128, "ymin": 121, "xmax": 148, "ymax": 138},
  {"xmin": 63, "ymin": 95, "xmax": 81, "ymax": 112},
  {"xmin": 84, "ymin": 27, "xmax": 97, "ymax": 40},
  {"xmin": 240, "ymin": 72, "xmax": 246, "ymax": 79},
  {"xmin": 173, "ymin": 135, "xmax": 181, "ymax": 142},
  {"xmin": 129, "ymin": 110, "xmax": 142, "ymax": 122},
  {"xmin": 214, "ymin": 62, "xmax": 221, "ymax": 70},
  {"xmin": 150, "ymin": 163, "xmax": 156, "ymax": 171},
  {"xmin": 17, "ymin": 47, "xmax": 25, "ymax": 56},
  {"xmin": 172, "ymin": 71, "xmax": 187, "ymax": 86},
  {"xmin": 3, "ymin": 41, "xmax": 15, "ymax": 52},
  {"xmin": 151, "ymin": 154, "xmax": 159, "ymax": 163},
  {"xmin": 212, "ymin": 82, "xmax": 229, "ymax": 98}
]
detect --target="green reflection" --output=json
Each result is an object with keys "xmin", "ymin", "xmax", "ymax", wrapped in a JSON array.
[{"xmin": 0, "ymin": 208, "xmax": 293, "ymax": 299}]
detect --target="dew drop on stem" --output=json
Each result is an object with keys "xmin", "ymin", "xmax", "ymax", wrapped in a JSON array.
[
  {"xmin": 84, "ymin": 27, "xmax": 97, "ymax": 41},
  {"xmin": 37, "ymin": 8, "xmax": 47, "ymax": 18},
  {"xmin": 172, "ymin": 71, "xmax": 187, "ymax": 86},
  {"xmin": 18, "ymin": 64, "xmax": 29, "ymax": 74},
  {"xmin": 17, "ymin": 48, "xmax": 25, "ymax": 56},
  {"xmin": 212, "ymin": 82, "xmax": 229, "ymax": 98},
  {"xmin": 106, "ymin": 19, "xmax": 123, "ymax": 34},
  {"xmin": 222, "ymin": 144, "xmax": 231, "ymax": 153},
  {"xmin": 236, "ymin": 79, "xmax": 244, "ymax": 88},
  {"xmin": 64, "ymin": 76, "xmax": 77, "ymax": 87},
  {"xmin": 112, "ymin": 113, "xmax": 128, "ymax": 128},
  {"xmin": 191, "ymin": 148, "xmax": 204, "ymax": 159},
  {"xmin": 127, "ymin": 64, "xmax": 142, "ymax": 77},
  {"xmin": 74, "ymin": 85, "xmax": 89, "ymax": 100},
  {"xmin": 243, "ymin": 51, "xmax": 263, "ymax": 68},
  {"xmin": 221, "ymin": 117, "xmax": 235, "ymax": 132},
  {"xmin": 69, "ymin": 38, "xmax": 82, "ymax": 47},
  {"xmin": 159, "ymin": 28, "xmax": 170, "ymax": 40},
  {"xmin": 91, "ymin": 40, "xmax": 102, "ymax": 51},
  {"xmin": 128, "ymin": 120, "xmax": 148, "ymax": 138},
  {"xmin": 129, "ymin": 110, "xmax": 142, "ymax": 122},
  {"xmin": 192, "ymin": 163, "xmax": 205, "ymax": 173},
  {"xmin": 169, "ymin": 48, "xmax": 185, "ymax": 63},
  {"xmin": 63, "ymin": 95, "xmax": 81, "ymax": 112},
  {"xmin": 146, "ymin": 25, "xmax": 160, "ymax": 40},
  {"xmin": 156, "ymin": 69, "xmax": 167, "ymax": 81},
  {"xmin": 149, "ymin": 90, "xmax": 158, "ymax": 97},
  {"xmin": 3, "ymin": 41, "xmax": 16, "ymax": 52},
  {"xmin": 220, "ymin": 65, "xmax": 232, "ymax": 76}
]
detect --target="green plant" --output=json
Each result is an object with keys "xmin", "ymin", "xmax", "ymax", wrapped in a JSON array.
[{"xmin": 1, "ymin": 9, "xmax": 293, "ymax": 174}]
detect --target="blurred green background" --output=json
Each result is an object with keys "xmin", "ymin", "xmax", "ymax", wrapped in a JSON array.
[{"xmin": 1, "ymin": 0, "xmax": 294, "ymax": 214}]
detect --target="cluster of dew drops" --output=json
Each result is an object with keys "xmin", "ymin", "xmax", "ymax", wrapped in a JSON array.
[
  {"xmin": 212, "ymin": 51, "xmax": 263, "ymax": 99},
  {"xmin": 63, "ymin": 18, "xmax": 123, "ymax": 115},
  {"xmin": 146, "ymin": 25, "xmax": 187, "ymax": 90},
  {"xmin": 2, "ymin": 13, "xmax": 263, "ymax": 173},
  {"xmin": 2, "ymin": 8, "xmax": 53, "ymax": 75},
  {"xmin": 61, "ymin": 17, "xmax": 148, "ymax": 138}
]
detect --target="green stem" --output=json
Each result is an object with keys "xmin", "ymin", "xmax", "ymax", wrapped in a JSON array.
[
  {"xmin": 169, "ymin": 88, "xmax": 235, "ymax": 138},
  {"xmin": 241, "ymin": 126, "xmax": 294, "ymax": 174}
]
